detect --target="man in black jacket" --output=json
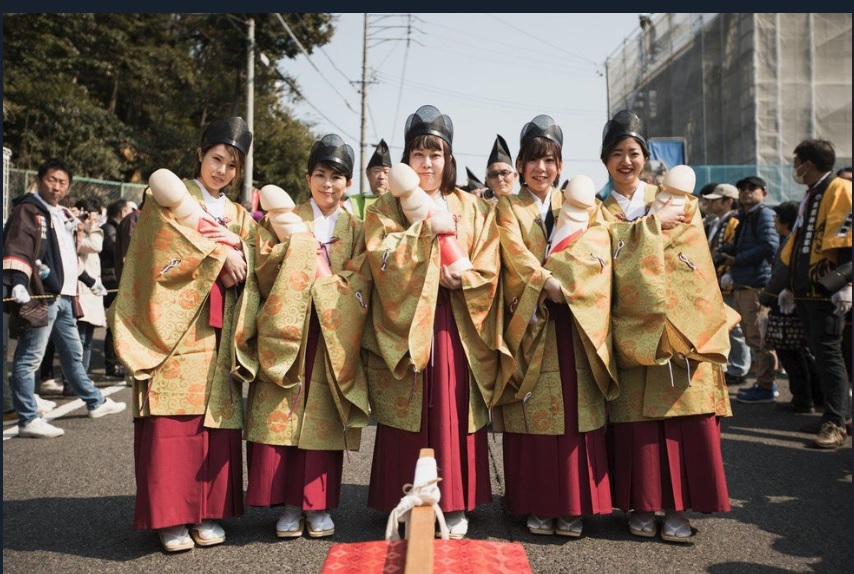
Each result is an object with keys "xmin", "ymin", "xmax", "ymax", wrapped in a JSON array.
[
  {"xmin": 3, "ymin": 158, "xmax": 126, "ymax": 438},
  {"xmin": 100, "ymin": 198, "xmax": 131, "ymax": 378},
  {"xmin": 718, "ymin": 176, "xmax": 780, "ymax": 403}
]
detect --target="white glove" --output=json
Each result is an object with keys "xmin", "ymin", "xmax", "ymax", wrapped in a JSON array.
[
  {"xmin": 90, "ymin": 278, "xmax": 108, "ymax": 297},
  {"xmin": 720, "ymin": 273, "xmax": 733, "ymax": 290},
  {"xmin": 778, "ymin": 289, "xmax": 795, "ymax": 315},
  {"xmin": 831, "ymin": 285, "xmax": 852, "ymax": 317},
  {"xmin": 11, "ymin": 285, "xmax": 31, "ymax": 304}
]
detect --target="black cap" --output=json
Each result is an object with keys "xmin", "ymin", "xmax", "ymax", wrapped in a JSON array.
[
  {"xmin": 735, "ymin": 175, "xmax": 767, "ymax": 191},
  {"xmin": 366, "ymin": 139, "xmax": 392, "ymax": 169},
  {"xmin": 404, "ymin": 105, "xmax": 453, "ymax": 146},
  {"xmin": 201, "ymin": 117, "xmax": 253, "ymax": 156},
  {"xmin": 308, "ymin": 134, "xmax": 355, "ymax": 180},
  {"xmin": 600, "ymin": 110, "xmax": 648, "ymax": 160},
  {"xmin": 520, "ymin": 115, "xmax": 563, "ymax": 149},
  {"xmin": 487, "ymin": 134, "xmax": 513, "ymax": 167},
  {"xmin": 465, "ymin": 167, "xmax": 486, "ymax": 191}
]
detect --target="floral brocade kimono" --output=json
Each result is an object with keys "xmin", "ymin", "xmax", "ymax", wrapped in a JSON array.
[
  {"xmin": 493, "ymin": 186, "xmax": 616, "ymax": 518},
  {"xmin": 601, "ymin": 186, "xmax": 735, "ymax": 422},
  {"xmin": 110, "ymin": 182, "xmax": 257, "ymax": 427},
  {"xmin": 363, "ymin": 190, "xmax": 509, "ymax": 513},
  {"xmin": 601, "ymin": 184, "xmax": 732, "ymax": 514},
  {"xmin": 239, "ymin": 202, "xmax": 372, "ymax": 451},
  {"xmin": 493, "ymin": 188, "xmax": 618, "ymax": 434},
  {"xmin": 362, "ymin": 190, "xmax": 508, "ymax": 431},
  {"xmin": 108, "ymin": 180, "xmax": 257, "ymax": 530}
]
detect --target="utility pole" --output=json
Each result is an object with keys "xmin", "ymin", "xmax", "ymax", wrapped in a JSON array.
[
  {"xmin": 360, "ymin": 14, "xmax": 368, "ymax": 193},
  {"xmin": 357, "ymin": 15, "xmax": 421, "ymax": 190},
  {"xmin": 244, "ymin": 17, "xmax": 255, "ymax": 204}
]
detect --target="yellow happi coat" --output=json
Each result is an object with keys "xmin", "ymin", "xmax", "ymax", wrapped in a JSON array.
[
  {"xmin": 239, "ymin": 203, "xmax": 372, "ymax": 450},
  {"xmin": 602, "ymin": 185, "xmax": 733, "ymax": 422},
  {"xmin": 362, "ymin": 190, "xmax": 510, "ymax": 433},
  {"xmin": 108, "ymin": 182, "xmax": 257, "ymax": 429},
  {"xmin": 780, "ymin": 176, "xmax": 853, "ymax": 297},
  {"xmin": 493, "ymin": 187, "xmax": 618, "ymax": 434}
]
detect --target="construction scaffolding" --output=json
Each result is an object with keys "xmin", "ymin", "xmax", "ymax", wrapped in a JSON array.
[{"xmin": 606, "ymin": 13, "xmax": 853, "ymax": 203}]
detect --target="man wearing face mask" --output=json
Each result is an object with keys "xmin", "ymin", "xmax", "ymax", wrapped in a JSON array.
[{"xmin": 778, "ymin": 138, "xmax": 852, "ymax": 449}]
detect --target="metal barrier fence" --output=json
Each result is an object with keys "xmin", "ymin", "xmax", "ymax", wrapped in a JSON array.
[{"xmin": 5, "ymin": 169, "xmax": 148, "ymax": 217}]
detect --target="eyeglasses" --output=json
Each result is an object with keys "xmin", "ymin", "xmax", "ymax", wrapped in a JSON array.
[{"xmin": 486, "ymin": 170, "xmax": 514, "ymax": 180}]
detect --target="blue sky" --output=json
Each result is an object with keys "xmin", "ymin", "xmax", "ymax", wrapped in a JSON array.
[{"xmin": 276, "ymin": 13, "xmax": 642, "ymax": 193}]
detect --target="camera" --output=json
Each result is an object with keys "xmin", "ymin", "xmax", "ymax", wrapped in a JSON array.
[{"xmin": 817, "ymin": 262, "xmax": 852, "ymax": 296}]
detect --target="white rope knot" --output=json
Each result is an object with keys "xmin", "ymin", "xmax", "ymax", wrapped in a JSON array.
[{"xmin": 385, "ymin": 458, "xmax": 448, "ymax": 540}]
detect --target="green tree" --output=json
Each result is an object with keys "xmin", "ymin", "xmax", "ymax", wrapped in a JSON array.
[{"xmin": 3, "ymin": 13, "xmax": 334, "ymax": 193}]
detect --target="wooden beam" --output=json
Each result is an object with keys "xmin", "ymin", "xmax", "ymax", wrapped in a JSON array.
[{"xmin": 404, "ymin": 448, "xmax": 436, "ymax": 574}]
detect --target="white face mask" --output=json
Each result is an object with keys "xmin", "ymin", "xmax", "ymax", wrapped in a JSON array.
[{"xmin": 792, "ymin": 163, "xmax": 806, "ymax": 185}]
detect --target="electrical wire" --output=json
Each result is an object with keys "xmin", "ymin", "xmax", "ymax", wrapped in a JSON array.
[
  {"xmin": 485, "ymin": 13, "xmax": 601, "ymax": 68},
  {"xmin": 294, "ymin": 13, "xmax": 359, "ymax": 92},
  {"xmin": 418, "ymin": 15, "xmax": 598, "ymax": 76},
  {"xmin": 274, "ymin": 13, "xmax": 359, "ymax": 115},
  {"xmin": 389, "ymin": 15, "xmax": 414, "ymax": 149}
]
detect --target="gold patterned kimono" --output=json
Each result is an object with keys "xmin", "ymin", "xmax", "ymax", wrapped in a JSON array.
[
  {"xmin": 493, "ymin": 187, "xmax": 618, "ymax": 434},
  {"xmin": 362, "ymin": 190, "xmax": 510, "ymax": 433},
  {"xmin": 601, "ymin": 185, "xmax": 733, "ymax": 422},
  {"xmin": 239, "ymin": 203, "xmax": 372, "ymax": 451},
  {"xmin": 108, "ymin": 181, "xmax": 257, "ymax": 429}
]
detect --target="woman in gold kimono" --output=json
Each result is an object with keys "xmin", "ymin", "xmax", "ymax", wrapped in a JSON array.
[
  {"xmin": 243, "ymin": 134, "xmax": 371, "ymax": 539},
  {"xmin": 109, "ymin": 117, "xmax": 258, "ymax": 552},
  {"xmin": 494, "ymin": 115, "xmax": 617, "ymax": 538},
  {"xmin": 363, "ymin": 105, "xmax": 507, "ymax": 538},
  {"xmin": 600, "ymin": 110, "xmax": 732, "ymax": 543}
]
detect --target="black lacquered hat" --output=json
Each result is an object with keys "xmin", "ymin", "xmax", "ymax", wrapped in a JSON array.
[
  {"xmin": 201, "ymin": 117, "xmax": 253, "ymax": 156},
  {"xmin": 366, "ymin": 139, "xmax": 392, "ymax": 169},
  {"xmin": 600, "ymin": 110, "xmax": 648, "ymax": 159},
  {"xmin": 520, "ymin": 115, "xmax": 563, "ymax": 149},
  {"xmin": 488, "ymin": 134, "xmax": 513, "ymax": 167},
  {"xmin": 465, "ymin": 167, "xmax": 486, "ymax": 191},
  {"xmin": 308, "ymin": 134, "xmax": 355, "ymax": 179},
  {"xmin": 404, "ymin": 105, "xmax": 454, "ymax": 146}
]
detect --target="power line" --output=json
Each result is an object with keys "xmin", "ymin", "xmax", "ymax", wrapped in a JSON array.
[
  {"xmin": 294, "ymin": 13, "xmax": 359, "ymax": 92},
  {"xmin": 274, "ymin": 13, "xmax": 359, "ymax": 115},
  {"xmin": 374, "ymin": 70, "xmax": 600, "ymax": 117},
  {"xmin": 486, "ymin": 14, "xmax": 601, "ymax": 70},
  {"xmin": 278, "ymin": 75, "xmax": 358, "ymax": 142},
  {"xmin": 389, "ymin": 14, "xmax": 416, "ymax": 150},
  {"xmin": 419, "ymin": 15, "xmax": 598, "ymax": 75}
]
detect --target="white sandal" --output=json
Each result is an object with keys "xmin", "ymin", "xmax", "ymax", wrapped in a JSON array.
[
  {"xmin": 189, "ymin": 520, "xmax": 225, "ymax": 547},
  {"xmin": 661, "ymin": 511, "xmax": 692, "ymax": 543},
  {"xmin": 306, "ymin": 510, "xmax": 335, "ymax": 538},
  {"xmin": 159, "ymin": 525, "xmax": 194, "ymax": 553},
  {"xmin": 555, "ymin": 516, "xmax": 583, "ymax": 537},
  {"xmin": 526, "ymin": 514, "xmax": 555, "ymax": 535},
  {"xmin": 628, "ymin": 511, "xmax": 656, "ymax": 538},
  {"xmin": 276, "ymin": 505, "xmax": 305, "ymax": 538}
]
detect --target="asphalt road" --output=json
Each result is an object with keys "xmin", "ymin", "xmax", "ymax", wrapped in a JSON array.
[{"xmin": 2, "ymin": 326, "xmax": 851, "ymax": 573}]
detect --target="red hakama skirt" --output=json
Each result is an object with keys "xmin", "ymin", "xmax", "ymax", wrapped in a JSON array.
[
  {"xmin": 133, "ymin": 415, "xmax": 244, "ymax": 530},
  {"xmin": 608, "ymin": 413, "xmax": 730, "ymax": 513},
  {"xmin": 502, "ymin": 302, "xmax": 612, "ymax": 517},
  {"xmin": 367, "ymin": 288, "xmax": 492, "ymax": 513},
  {"xmin": 245, "ymin": 307, "xmax": 344, "ymax": 510}
]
